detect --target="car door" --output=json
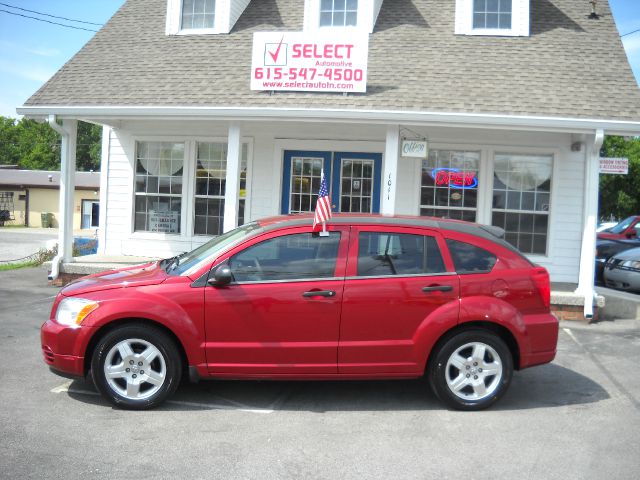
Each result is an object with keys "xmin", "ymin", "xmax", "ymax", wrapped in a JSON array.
[
  {"xmin": 203, "ymin": 226, "xmax": 349, "ymax": 375},
  {"xmin": 338, "ymin": 226, "xmax": 460, "ymax": 374}
]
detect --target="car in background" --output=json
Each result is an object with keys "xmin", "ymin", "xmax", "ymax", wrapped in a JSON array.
[
  {"xmin": 604, "ymin": 246, "xmax": 640, "ymax": 293},
  {"xmin": 595, "ymin": 238, "xmax": 640, "ymax": 284},
  {"xmin": 41, "ymin": 214, "xmax": 558, "ymax": 411},
  {"xmin": 597, "ymin": 215, "xmax": 640, "ymax": 240},
  {"xmin": 596, "ymin": 221, "xmax": 618, "ymax": 232}
]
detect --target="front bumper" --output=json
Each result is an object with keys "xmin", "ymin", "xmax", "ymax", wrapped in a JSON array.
[
  {"xmin": 604, "ymin": 266, "xmax": 640, "ymax": 293},
  {"xmin": 41, "ymin": 319, "xmax": 95, "ymax": 378}
]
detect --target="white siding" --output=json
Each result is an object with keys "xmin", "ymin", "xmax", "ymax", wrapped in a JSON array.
[
  {"xmin": 102, "ymin": 121, "xmax": 585, "ymax": 284},
  {"xmin": 229, "ymin": 0, "xmax": 251, "ymax": 31}
]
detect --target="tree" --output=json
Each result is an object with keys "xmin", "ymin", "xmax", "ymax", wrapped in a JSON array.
[
  {"xmin": 0, "ymin": 116, "xmax": 20, "ymax": 166},
  {"xmin": 0, "ymin": 116, "xmax": 101, "ymax": 171},
  {"xmin": 599, "ymin": 136, "xmax": 640, "ymax": 220},
  {"xmin": 14, "ymin": 118, "xmax": 60, "ymax": 170},
  {"xmin": 77, "ymin": 122, "xmax": 102, "ymax": 172}
]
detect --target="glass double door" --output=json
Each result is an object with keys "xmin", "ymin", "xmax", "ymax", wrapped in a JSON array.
[{"xmin": 281, "ymin": 150, "xmax": 382, "ymax": 215}]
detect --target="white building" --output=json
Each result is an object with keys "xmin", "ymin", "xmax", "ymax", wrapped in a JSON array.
[{"xmin": 18, "ymin": 0, "xmax": 640, "ymax": 316}]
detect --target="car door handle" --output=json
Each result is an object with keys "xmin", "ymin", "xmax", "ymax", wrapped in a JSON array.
[
  {"xmin": 302, "ymin": 290, "xmax": 336, "ymax": 298},
  {"xmin": 422, "ymin": 285, "xmax": 453, "ymax": 293}
]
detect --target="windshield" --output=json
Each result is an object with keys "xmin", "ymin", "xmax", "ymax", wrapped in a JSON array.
[
  {"xmin": 169, "ymin": 222, "xmax": 262, "ymax": 276},
  {"xmin": 609, "ymin": 216, "xmax": 636, "ymax": 234}
]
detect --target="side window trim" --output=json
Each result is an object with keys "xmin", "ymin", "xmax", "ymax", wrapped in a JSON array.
[
  {"xmin": 200, "ymin": 226, "xmax": 350, "ymax": 285},
  {"xmin": 350, "ymin": 227, "xmax": 452, "ymax": 278}
]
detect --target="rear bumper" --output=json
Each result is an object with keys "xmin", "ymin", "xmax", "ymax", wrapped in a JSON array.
[
  {"xmin": 41, "ymin": 320, "xmax": 94, "ymax": 377},
  {"xmin": 520, "ymin": 313, "xmax": 558, "ymax": 369}
]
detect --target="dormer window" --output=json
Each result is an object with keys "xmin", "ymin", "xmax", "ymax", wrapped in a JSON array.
[
  {"xmin": 181, "ymin": 0, "xmax": 216, "ymax": 30},
  {"xmin": 166, "ymin": 0, "xmax": 251, "ymax": 35},
  {"xmin": 320, "ymin": 0, "xmax": 358, "ymax": 27},
  {"xmin": 473, "ymin": 0, "xmax": 511, "ymax": 30},
  {"xmin": 455, "ymin": 0, "xmax": 529, "ymax": 37}
]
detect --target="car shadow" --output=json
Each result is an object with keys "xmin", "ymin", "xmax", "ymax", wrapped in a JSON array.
[{"xmin": 66, "ymin": 363, "xmax": 608, "ymax": 412}]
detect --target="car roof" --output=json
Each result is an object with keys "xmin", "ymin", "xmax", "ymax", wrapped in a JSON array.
[{"xmin": 256, "ymin": 214, "xmax": 523, "ymax": 254}]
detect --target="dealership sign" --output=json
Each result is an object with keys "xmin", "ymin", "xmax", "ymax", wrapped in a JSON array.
[
  {"xmin": 250, "ymin": 32, "xmax": 369, "ymax": 93},
  {"xmin": 599, "ymin": 157, "xmax": 628, "ymax": 175}
]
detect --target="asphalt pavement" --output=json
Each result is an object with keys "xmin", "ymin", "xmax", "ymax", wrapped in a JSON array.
[
  {"xmin": 0, "ymin": 227, "xmax": 58, "ymax": 262},
  {"xmin": 1, "ymin": 267, "xmax": 639, "ymax": 480}
]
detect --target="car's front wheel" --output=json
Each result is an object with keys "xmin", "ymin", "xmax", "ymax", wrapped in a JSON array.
[
  {"xmin": 91, "ymin": 324, "xmax": 182, "ymax": 410},
  {"xmin": 428, "ymin": 329, "xmax": 513, "ymax": 411}
]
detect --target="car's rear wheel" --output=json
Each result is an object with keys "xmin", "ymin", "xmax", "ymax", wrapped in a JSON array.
[
  {"xmin": 91, "ymin": 324, "xmax": 182, "ymax": 410},
  {"xmin": 428, "ymin": 329, "xmax": 513, "ymax": 411}
]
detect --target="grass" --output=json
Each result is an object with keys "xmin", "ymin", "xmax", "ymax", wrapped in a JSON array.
[{"xmin": 0, "ymin": 260, "xmax": 39, "ymax": 271}]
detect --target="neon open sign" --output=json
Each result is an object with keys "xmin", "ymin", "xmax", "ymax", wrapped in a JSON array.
[{"xmin": 430, "ymin": 168, "xmax": 478, "ymax": 189}]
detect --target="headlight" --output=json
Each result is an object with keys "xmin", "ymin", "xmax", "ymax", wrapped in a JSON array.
[
  {"xmin": 622, "ymin": 260, "xmax": 640, "ymax": 269},
  {"xmin": 55, "ymin": 298, "xmax": 99, "ymax": 327}
]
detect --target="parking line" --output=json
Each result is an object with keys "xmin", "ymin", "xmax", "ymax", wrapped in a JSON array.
[
  {"xmin": 562, "ymin": 327, "xmax": 640, "ymax": 411},
  {"xmin": 50, "ymin": 381, "xmax": 274, "ymax": 413}
]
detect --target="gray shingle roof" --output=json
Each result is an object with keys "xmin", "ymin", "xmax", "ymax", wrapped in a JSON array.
[
  {"xmin": 23, "ymin": 0, "xmax": 640, "ymax": 121},
  {"xmin": 0, "ymin": 170, "xmax": 100, "ymax": 189}
]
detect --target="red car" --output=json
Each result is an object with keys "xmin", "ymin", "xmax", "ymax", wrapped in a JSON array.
[
  {"xmin": 42, "ymin": 215, "xmax": 558, "ymax": 411},
  {"xmin": 597, "ymin": 215, "xmax": 640, "ymax": 240}
]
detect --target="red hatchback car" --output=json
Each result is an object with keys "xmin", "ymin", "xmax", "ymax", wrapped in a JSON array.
[{"xmin": 42, "ymin": 215, "xmax": 558, "ymax": 411}]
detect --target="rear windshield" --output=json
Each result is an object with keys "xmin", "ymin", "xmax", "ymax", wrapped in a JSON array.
[{"xmin": 446, "ymin": 239, "xmax": 497, "ymax": 274}]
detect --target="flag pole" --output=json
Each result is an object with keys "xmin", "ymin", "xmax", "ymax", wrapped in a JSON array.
[{"xmin": 320, "ymin": 220, "xmax": 329, "ymax": 237}]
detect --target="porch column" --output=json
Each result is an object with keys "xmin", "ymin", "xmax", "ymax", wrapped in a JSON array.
[
  {"xmin": 58, "ymin": 119, "xmax": 77, "ymax": 262},
  {"xmin": 381, "ymin": 125, "xmax": 400, "ymax": 215},
  {"xmin": 575, "ymin": 129, "xmax": 604, "ymax": 318},
  {"xmin": 223, "ymin": 122, "xmax": 241, "ymax": 233}
]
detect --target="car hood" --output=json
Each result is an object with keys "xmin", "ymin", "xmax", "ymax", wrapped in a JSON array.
[
  {"xmin": 61, "ymin": 262, "xmax": 167, "ymax": 296},
  {"xmin": 612, "ymin": 247, "xmax": 640, "ymax": 262}
]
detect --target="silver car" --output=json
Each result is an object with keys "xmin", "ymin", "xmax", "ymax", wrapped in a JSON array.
[{"xmin": 604, "ymin": 247, "xmax": 640, "ymax": 293}]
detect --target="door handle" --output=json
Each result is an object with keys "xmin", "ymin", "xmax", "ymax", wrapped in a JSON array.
[
  {"xmin": 302, "ymin": 290, "xmax": 336, "ymax": 298},
  {"xmin": 422, "ymin": 285, "xmax": 453, "ymax": 293}
]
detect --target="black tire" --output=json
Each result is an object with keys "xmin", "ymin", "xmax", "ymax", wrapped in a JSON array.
[
  {"xmin": 428, "ymin": 329, "xmax": 513, "ymax": 411},
  {"xmin": 91, "ymin": 324, "xmax": 182, "ymax": 410}
]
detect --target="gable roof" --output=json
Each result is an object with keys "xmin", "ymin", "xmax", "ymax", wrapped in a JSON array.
[{"xmin": 22, "ymin": 0, "xmax": 640, "ymax": 123}]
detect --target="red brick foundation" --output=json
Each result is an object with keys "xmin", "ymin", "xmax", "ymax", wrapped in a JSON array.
[{"xmin": 551, "ymin": 304, "xmax": 599, "ymax": 323}]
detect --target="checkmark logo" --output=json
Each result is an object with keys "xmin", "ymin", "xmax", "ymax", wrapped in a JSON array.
[{"xmin": 264, "ymin": 36, "xmax": 287, "ymax": 66}]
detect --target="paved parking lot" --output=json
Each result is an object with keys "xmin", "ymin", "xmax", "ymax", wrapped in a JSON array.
[{"xmin": 1, "ymin": 267, "xmax": 639, "ymax": 479}]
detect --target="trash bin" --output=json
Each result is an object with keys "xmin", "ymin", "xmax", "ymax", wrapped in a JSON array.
[{"xmin": 41, "ymin": 213, "xmax": 50, "ymax": 228}]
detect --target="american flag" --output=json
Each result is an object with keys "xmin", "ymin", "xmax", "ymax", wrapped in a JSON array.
[{"xmin": 313, "ymin": 169, "xmax": 332, "ymax": 228}]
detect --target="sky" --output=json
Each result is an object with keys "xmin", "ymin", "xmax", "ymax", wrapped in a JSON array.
[{"xmin": 0, "ymin": 0, "xmax": 639, "ymax": 119}]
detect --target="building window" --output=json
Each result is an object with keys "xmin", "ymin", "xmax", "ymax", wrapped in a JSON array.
[
  {"xmin": 194, "ymin": 141, "xmax": 249, "ymax": 236},
  {"xmin": 181, "ymin": 0, "xmax": 216, "ymax": 30},
  {"xmin": 320, "ymin": 0, "xmax": 358, "ymax": 27},
  {"xmin": 134, "ymin": 142, "xmax": 184, "ymax": 234},
  {"xmin": 473, "ymin": 0, "xmax": 512, "ymax": 29},
  {"xmin": 491, "ymin": 153, "xmax": 552, "ymax": 255},
  {"xmin": 420, "ymin": 150, "xmax": 480, "ymax": 222}
]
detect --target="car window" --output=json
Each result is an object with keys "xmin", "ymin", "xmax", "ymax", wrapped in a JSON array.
[
  {"xmin": 229, "ymin": 232, "xmax": 341, "ymax": 282},
  {"xmin": 609, "ymin": 216, "xmax": 635, "ymax": 234},
  {"xmin": 357, "ymin": 232, "xmax": 446, "ymax": 277},
  {"xmin": 446, "ymin": 239, "xmax": 497, "ymax": 274}
]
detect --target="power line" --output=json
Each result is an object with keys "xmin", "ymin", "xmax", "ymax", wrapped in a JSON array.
[
  {"xmin": 621, "ymin": 27, "xmax": 640, "ymax": 38},
  {"xmin": 0, "ymin": 2, "xmax": 102, "ymax": 26},
  {"xmin": 0, "ymin": 9, "xmax": 98, "ymax": 32}
]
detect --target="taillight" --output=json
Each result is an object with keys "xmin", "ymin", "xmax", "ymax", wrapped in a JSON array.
[{"xmin": 531, "ymin": 267, "xmax": 551, "ymax": 308}]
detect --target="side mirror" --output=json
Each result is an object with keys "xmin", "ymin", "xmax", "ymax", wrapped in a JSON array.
[{"xmin": 208, "ymin": 265, "xmax": 232, "ymax": 287}]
